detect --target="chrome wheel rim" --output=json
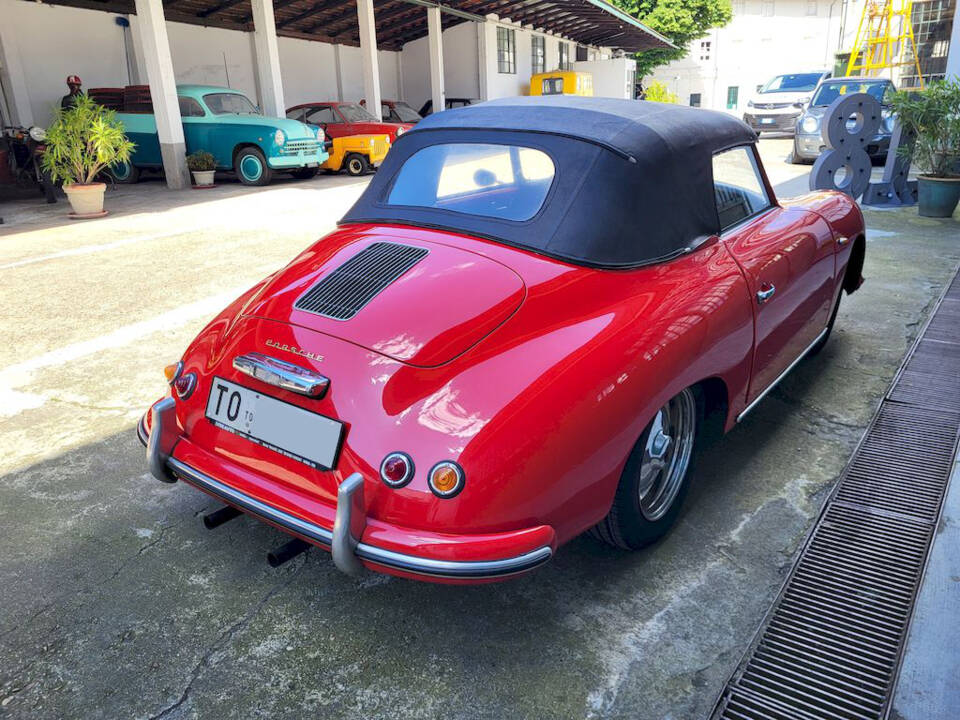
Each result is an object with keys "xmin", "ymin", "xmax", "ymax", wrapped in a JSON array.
[{"xmin": 637, "ymin": 388, "xmax": 696, "ymax": 521}]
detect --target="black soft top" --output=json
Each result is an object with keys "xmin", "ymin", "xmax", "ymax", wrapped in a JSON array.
[{"xmin": 340, "ymin": 96, "xmax": 758, "ymax": 268}]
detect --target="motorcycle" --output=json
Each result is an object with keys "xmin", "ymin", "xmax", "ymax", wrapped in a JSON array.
[{"xmin": 2, "ymin": 125, "xmax": 57, "ymax": 203}]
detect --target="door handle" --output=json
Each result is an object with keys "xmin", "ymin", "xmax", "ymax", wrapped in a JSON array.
[{"xmin": 756, "ymin": 284, "xmax": 776, "ymax": 305}]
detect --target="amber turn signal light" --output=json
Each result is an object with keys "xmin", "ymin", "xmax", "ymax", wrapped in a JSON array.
[
  {"xmin": 428, "ymin": 461, "xmax": 465, "ymax": 499},
  {"xmin": 163, "ymin": 362, "xmax": 182, "ymax": 384}
]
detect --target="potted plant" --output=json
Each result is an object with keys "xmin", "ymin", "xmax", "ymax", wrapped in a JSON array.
[
  {"xmin": 890, "ymin": 79, "xmax": 960, "ymax": 218},
  {"xmin": 186, "ymin": 150, "xmax": 217, "ymax": 188},
  {"xmin": 40, "ymin": 95, "xmax": 134, "ymax": 218}
]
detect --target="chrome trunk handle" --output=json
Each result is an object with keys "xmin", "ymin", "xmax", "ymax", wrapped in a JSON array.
[{"xmin": 232, "ymin": 352, "xmax": 329, "ymax": 398}]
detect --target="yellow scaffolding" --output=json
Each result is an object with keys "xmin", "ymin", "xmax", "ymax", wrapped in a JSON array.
[{"xmin": 845, "ymin": 0, "xmax": 924, "ymax": 88}]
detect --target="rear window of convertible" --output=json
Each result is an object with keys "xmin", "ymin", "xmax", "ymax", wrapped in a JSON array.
[{"xmin": 385, "ymin": 143, "xmax": 555, "ymax": 222}]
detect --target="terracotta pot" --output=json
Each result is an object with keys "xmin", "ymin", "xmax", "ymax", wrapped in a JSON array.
[
  {"xmin": 917, "ymin": 175, "xmax": 960, "ymax": 218},
  {"xmin": 192, "ymin": 170, "xmax": 216, "ymax": 187},
  {"xmin": 63, "ymin": 183, "xmax": 106, "ymax": 216}
]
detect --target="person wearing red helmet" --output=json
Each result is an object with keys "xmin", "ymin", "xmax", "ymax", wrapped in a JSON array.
[{"xmin": 61, "ymin": 75, "xmax": 84, "ymax": 110}]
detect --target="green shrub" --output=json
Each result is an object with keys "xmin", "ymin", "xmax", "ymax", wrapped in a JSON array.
[
  {"xmin": 186, "ymin": 150, "xmax": 217, "ymax": 172},
  {"xmin": 645, "ymin": 81, "xmax": 679, "ymax": 104},
  {"xmin": 890, "ymin": 79, "xmax": 960, "ymax": 178},
  {"xmin": 41, "ymin": 94, "xmax": 134, "ymax": 186}
]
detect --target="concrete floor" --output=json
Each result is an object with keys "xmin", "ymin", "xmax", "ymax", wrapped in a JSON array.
[{"xmin": 0, "ymin": 140, "xmax": 958, "ymax": 720}]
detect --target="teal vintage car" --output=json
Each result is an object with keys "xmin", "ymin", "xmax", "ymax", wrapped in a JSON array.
[{"xmin": 113, "ymin": 85, "xmax": 328, "ymax": 185}]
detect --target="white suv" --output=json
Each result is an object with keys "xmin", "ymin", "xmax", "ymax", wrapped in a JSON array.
[{"xmin": 743, "ymin": 71, "xmax": 831, "ymax": 135}]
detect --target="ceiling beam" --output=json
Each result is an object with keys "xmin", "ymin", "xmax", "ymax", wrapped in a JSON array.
[{"xmin": 198, "ymin": 0, "xmax": 248, "ymax": 18}]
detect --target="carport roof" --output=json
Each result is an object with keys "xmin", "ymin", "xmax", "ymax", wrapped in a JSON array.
[{"xmin": 38, "ymin": 0, "xmax": 673, "ymax": 52}]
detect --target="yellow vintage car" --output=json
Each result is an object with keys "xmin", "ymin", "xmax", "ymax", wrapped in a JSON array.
[
  {"xmin": 321, "ymin": 134, "xmax": 391, "ymax": 176},
  {"xmin": 529, "ymin": 71, "xmax": 594, "ymax": 97}
]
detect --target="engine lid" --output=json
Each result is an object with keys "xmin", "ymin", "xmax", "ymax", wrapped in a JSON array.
[{"xmin": 242, "ymin": 229, "xmax": 525, "ymax": 367}]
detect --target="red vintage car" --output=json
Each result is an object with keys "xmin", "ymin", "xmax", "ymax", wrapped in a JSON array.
[
  {"xmin": 139, "ymin": 97, "xmax": 865, "ymax": 584},
  {"xmin": 285, "ymin": 101, "xmax": 413, "ymax": 143}
]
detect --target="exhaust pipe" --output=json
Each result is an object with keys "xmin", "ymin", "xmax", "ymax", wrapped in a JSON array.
[
  {"xmin": 267, "ymin": 538, "xmax": 311, "ymax": 567},
  {"xmin": 202, "ymin": 505, "xmax": 242, "ymax": 529}
]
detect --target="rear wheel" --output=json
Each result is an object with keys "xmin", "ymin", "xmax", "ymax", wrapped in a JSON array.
[
  {"xmin": 235, "ymin": 147, "xmax": 272, "ymax": 186},
  {"xmin": 109, "ymin": 160, "xmax": 140, "ymax": 184},
  {"xmin": 291, "ymin": 167, "xmax": 318, "ymax": 180},
  {"xmin": 345, "ymin": 153, "xmax": 370, "ymax": 176},
  {"xmin": 591, "ymin": 387, "xmax": 698, "ymax": 549}
]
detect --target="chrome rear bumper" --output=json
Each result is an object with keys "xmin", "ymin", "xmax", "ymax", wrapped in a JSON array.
[{"xmin": 137, "ymin": 412, "xmax": 552, "ymax": 580}]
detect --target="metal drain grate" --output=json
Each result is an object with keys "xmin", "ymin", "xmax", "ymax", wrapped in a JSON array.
[
  {"xmin": 294, "ymin": 242, "xmax": 428, "ymax": 320},
  {"xmin": 713, "ymin": 269, "xmax": 960, "ymax": 720}
]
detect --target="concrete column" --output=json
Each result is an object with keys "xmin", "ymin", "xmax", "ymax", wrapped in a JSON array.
[
  {"xmin": 251, "ymin": 0, "xmax": 285, "ymax": 116},
  {"xmin": 946, "ymin": 2, "xmax": 960, "ymax": 81},
  {"xmin": 427, "ymin": 6, "xmax": 445, "ymax": 113},
  {"xmin": 356, "ymin": 0, "xmax": 382, "ymax": 119},
  {"xmin": 0, "ymin": 17, "xmax": 35, "ymax": 126},
  {"xmin": 132, "ymin": 0, "xmax": 190, "ymax": 190},
  {"xmin": 477, "ymin": 21, "xmax": 489, "ymax": 101},
  {"xmin": 333, "ymin": 44, "xmax": 344, "ymax": 102}
]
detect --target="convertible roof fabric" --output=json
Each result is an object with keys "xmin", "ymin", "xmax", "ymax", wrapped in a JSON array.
[{"xmin": 340, "ymin": 97, "xmax": 759, "ymax": 268}]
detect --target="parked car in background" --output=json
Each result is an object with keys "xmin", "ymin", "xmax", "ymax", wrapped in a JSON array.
[
  {"xmin": 375, "ymin": 100, "xmax": 423, "ymax": 124},
  {"xmin": 418, "ymin": 97, "xmax": 479, "ymax": 116},
  {"xmin": 320, "ymin": 134, "xmax": 390, "ymax": 176},
  {"xmin": 286, "ymin": 101, "xmax": 412, "ymax": 143},
  {"xmin": 139, "ymin": 97, "xmax": 865, "ymax": 584},
  {"xmin": 743, "ymin": 71, "xmax": 831, "ymax": 135},
  {"xmin": 113, "ymin": 85, "xmax": 327, "ymax": 186},
  {"xmin": 529, "ymin": 71, "xmax": 594, "ymax": 96},
  {"xmin": 791, "ymin": 77, "xmax": 897, "ymax": 164}
]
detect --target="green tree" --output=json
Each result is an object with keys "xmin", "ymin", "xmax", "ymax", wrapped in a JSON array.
[{"xmin": 614, "ymin": 0, "xmax": 733, "ymax": 78}]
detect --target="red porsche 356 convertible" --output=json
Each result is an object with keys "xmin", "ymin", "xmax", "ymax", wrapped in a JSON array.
[{"xmin": 139, "ymin": 97, "xmax": 865, "ymax": 583}]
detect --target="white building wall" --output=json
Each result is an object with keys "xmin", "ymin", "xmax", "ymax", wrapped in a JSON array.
[
  {"xmin": 573, "ymin": 57, "xmax": 636, "ymax": 98},
  {"xmin": 1, "ymin": 0, "xmax": 132, "ymax": 125},
  {"xmin": 648, "ymin": 0, "xmax": 867, "ymax": 113},
  {"xmin": 0, "ymin": 0, "xmax": 401, "ymax": 126},
  {"xmin": 400, "ymin": 21, "xmax": 480, "ymax": 108}
]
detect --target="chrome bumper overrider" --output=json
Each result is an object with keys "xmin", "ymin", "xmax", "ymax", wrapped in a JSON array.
[{"xmin": 137, "ymin": 413, "xmax": 552, "ymax": 579}]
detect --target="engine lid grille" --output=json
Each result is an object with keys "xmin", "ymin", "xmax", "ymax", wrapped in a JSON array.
[{"xmin": 294, "ymin": 242, "xmax": 428, "ymax": 321}]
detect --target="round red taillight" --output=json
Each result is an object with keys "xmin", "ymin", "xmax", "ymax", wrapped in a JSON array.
[
  {"xmin": 174, "ymin": 372, "xmax": 197, "ymax": 400},
  {"xmin": 380, "ymin": 452, "xmax": 414, "ymax": 488}
]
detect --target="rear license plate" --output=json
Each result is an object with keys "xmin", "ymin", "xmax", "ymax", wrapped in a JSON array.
[{"xmin": 205, "ymin": 377, "xmax": 343, "ymax": 470}]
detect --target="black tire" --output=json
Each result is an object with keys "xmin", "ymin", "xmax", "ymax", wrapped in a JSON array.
[
  {"xmin": 810, "ymin": 291, "xmax": 842, "ymax": 355},
  {"xmin": 235, "ymin": 147, "xmax": 272, "ymax": 186},
  {"xmin": 291, "ymin": 167, "xmax": 319, "ymax": 180},
  {"xmin": 591, "ymin": 387, "xmax": 700, "ymax": 550},
  {"xmin": 109, "ymin": 160, "xmax": 140, "ymax": 184},
  {"xmin": 344, "ymin": 153, "xmax": 370, "ymax": 176},
  {"xmin": 787, "ymin": 139, "xmax": 804, "ymax": 165}
]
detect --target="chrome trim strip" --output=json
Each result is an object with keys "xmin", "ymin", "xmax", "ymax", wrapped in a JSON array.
[
  {"xmin": 136, "ymin": 415, "xmax": 149, "ymax": 447},
  {"xmin": 736, "ymin": 326, "xmax": 830, "ymax": 423},
  {"xmin": 162, "ymin": 455, "xmax": 553, "ymax": 579},
  {"xmin": 168, "ymin": 457, "xmax": 334, "ymax": 547},
  {"xmin": 232, "ymin": 352, "xmax": 329, "ymax": 398},
  {"xmin": 332, "ymin": 473, "xmax": 366, "ymax": 575},
  {"xmin": 354, "ymin": 543, "xmax": 554, "ymax": 579}
]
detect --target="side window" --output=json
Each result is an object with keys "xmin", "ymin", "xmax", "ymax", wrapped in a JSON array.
[
  {"xmin": 178, "ymin": 96, "xmax": 205, "ymax": 118},
  {"xmin": 713, "ymin": 146, "xmax": 771, "ymax": 231},
  {"xmin": 286, "ymin": 109, "xmax": 305, "ymax": 122},
  {"xmin": 306, "ymin": 107, "xmax": 337, "ymax": 125}
]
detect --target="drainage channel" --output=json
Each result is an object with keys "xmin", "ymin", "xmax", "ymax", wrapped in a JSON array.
[{"xmin": 711, "ymin": 269, "xmax": 960, "ymax": 720}]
